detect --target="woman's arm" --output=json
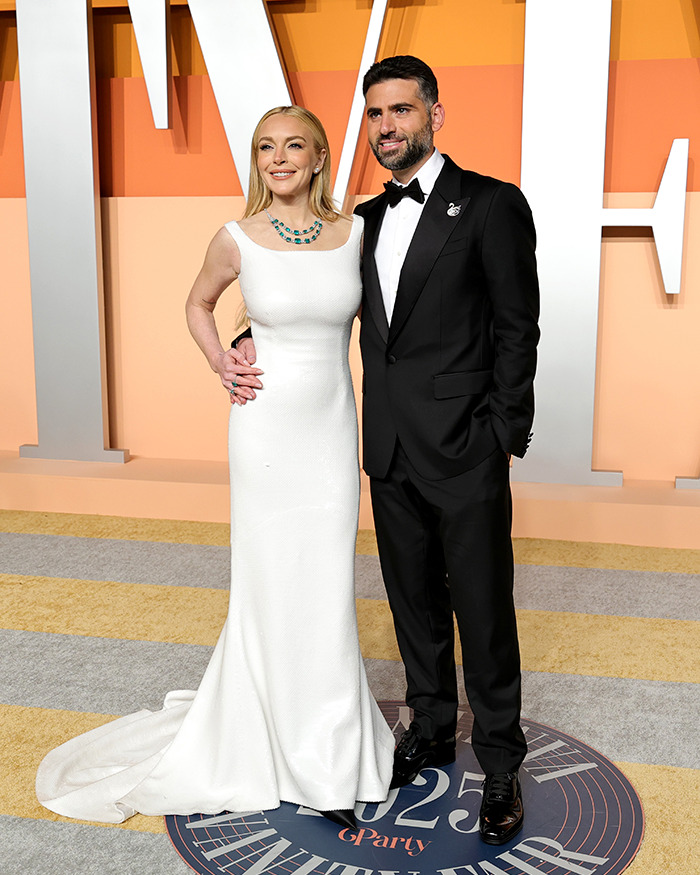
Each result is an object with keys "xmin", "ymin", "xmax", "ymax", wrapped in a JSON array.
[{"xmin": 185, "ymin": 227, "xmax": 263, "ymax": 405}]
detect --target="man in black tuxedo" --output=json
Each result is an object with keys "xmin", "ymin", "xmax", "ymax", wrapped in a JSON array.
[
  {"xmin": 354, "ymin": 56, "xmax": 539, "ymax": 845},
  {"xmin": 230, "ymin": 55, "xmax": 539, "ymax": 845}
]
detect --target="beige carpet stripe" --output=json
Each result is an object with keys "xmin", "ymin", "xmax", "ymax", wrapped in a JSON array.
[
  {"xmin": 0, "ymin": 574, "xmax": 227, "ymax": 645},
  {"xmin": 0, "ymin": 704, "xmax": 165, "ymax": 834},
  {"xmin": 517, "ymin": 610, "xmax": 699, "ymax": 682},
  {"xmin": 0, "ymin": 510, "xmax": 231, "ymax": 546},
  {"xmin": 512, "ymin": 537, "xmax": 700, "ymax": 574},
  {"xmin": 357, "ymin": 600, "xmax": 699, "ymax": 683},
  {"xmin": 615, "ymin": 762, "xmax": 700, "ymax": 872},
  {"xmin": 3, "ymin": 510, "xmax": 700, "ymax": 572},
  {"xmin": 360, "ymin": 530, "xmax": 700, "ymax": 574},
  {"xmin": 3, "ymin": 573, "xmax": 695, "ymax": 683}
]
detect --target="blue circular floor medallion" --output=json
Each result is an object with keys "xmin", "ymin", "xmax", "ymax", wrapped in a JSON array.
[{"xmin": 166, "ymin": 702, "xmax": 644, "ymax": 875}]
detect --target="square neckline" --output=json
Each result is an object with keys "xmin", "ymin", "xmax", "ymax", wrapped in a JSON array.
[{"xmin": 231, "ymin": 215, "xmax": 359, "ymax": 253}]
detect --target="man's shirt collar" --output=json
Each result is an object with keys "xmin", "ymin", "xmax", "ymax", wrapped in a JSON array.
[{"xmin": 392, "ymin": 149, "xmax": 444, "ymax": 198}]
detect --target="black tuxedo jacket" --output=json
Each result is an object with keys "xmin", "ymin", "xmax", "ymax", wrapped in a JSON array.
[{"xmin": 354, "ymin": 155, "xmax": 540, "ymax": 481}]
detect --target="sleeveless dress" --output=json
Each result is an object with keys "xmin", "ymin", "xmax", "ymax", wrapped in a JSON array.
[{"xmin": 35, "ymin": 214, "xmax": 394, "ymax": 823}]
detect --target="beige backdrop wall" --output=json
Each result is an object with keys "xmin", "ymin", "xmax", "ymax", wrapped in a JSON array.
[{"xmin": 1, "ymin": 1, "xmax": 700, "ymax": 546}]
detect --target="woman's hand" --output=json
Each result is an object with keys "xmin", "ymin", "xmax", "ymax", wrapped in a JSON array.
[{"xmin": 215, "ymin": 345, "xmax": 263, "ymax": 406}]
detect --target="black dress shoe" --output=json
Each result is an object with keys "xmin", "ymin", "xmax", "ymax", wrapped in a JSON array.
[
  {"xmin": 321, "ymin": 809, "xmax": 357, "ymax": 829},
  {"xmin": 479, "ymin": 771, "xmax": 524, "ymax": 845},
  {"xmin": 390, "ymin": 725, "xmax": 456, "ymax": 789}
]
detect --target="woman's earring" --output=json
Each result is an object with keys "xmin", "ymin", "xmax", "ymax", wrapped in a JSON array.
[{"xmin": 313, "ymin": 167, "xmax": 320, "ymax": 174}]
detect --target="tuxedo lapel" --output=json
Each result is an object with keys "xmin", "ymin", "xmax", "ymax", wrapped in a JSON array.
[
  {"xmin": 360, "ymin": 196, "xmax": 390, "ymax": 343},
  {"xmin": 388, "ymin": 157, "xmax": 470, "ymax": 346}
]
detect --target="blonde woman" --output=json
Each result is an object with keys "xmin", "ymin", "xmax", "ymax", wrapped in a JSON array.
[{"xmin": 36, "ymin": 107, "xmax": 393, "ymax": 829}]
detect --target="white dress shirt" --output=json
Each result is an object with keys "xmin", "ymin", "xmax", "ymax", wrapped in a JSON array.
[{"xmin": 375, "ymin": 149, "xmax": 445, "ymax": 322}]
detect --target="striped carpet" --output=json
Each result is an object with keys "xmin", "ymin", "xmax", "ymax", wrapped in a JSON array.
[{"xmin": 0, "ymin": 510, "xmax": 698, "ymax": 874}]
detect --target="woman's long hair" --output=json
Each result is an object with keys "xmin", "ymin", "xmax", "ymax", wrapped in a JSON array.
[
  {"xmin": 243, "ymin": 106, "xmax": 341, "ymax": 222},
  {"xmin": 235, "ymin": 107, "xmax": 345, "ymax": 329}
]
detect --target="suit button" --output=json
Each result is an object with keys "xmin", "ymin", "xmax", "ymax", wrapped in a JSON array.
[{"xmin": 387, "ymin": 354, "xmax": 397, "ymax": 364}]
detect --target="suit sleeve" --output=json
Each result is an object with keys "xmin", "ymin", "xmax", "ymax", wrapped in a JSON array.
[
  {"xmin": 481, "ymin": 182, "xmax": 540, "ymax": 457},
  {"xmin": 231, "ymin": 325, "xmax": 253, "ymax": 348}
]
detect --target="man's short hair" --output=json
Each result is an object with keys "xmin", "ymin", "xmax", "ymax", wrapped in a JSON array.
[{"xmin": 362, "ymin": 55, "xmax": 439, "ymax": 109}]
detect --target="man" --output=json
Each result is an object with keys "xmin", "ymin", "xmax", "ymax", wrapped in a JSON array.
[
  {"xmin": 231, "ymin": 56, "xmax": 539, "ymax": 845},
  {"xmin": 355, "ymin": 55, "xmax": 538, "ymax": 846}
]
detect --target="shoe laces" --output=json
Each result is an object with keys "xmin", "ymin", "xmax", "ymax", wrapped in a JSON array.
[
  {"xmin": 484, "ymin": 772, "xmax": 516, "ymax": 803},
  {"xmin": 396, "ymin": 726, "xmax": 422, "ymax": 758}
]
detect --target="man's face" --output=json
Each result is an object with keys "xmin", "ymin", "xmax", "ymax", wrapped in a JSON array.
[{"xmin": 365, "ymin": 78, "xmax": 443, "ymax": 174}]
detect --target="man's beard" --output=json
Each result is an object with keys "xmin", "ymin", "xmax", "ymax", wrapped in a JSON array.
[{"xmin": 371, "ymin": 118, "xmax": 433, "ymax": 171}]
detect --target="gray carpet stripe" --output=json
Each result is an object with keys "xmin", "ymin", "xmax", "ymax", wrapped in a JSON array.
[
  {"xmin": 0, "ymin": 532, "xmax": 231, "ymax": 589},
  {"xmin": 513, "ymin": 564, "xmax": 700, "ymax": 621},
  {"xmin": 0, "ymin": 629, "xmax": 212, "ymax": 716},
  {"xmin": 1, "ymin": 533, "xmax": 698, "ymax": 620},
  {"xmin": 0, "ymin": 815, "xmax": 190, "ymax": 875},
  {"xmin": 521, "ymin": 670, "xmax": 700, "ymax": 771},
  {"xmin": 361, "ymin": 557, "xmax": 700, "ymax": 620},
  {"xmin": 1, "ymin": 628, "xmax": 697, "ymax": 770},
  {"xmin": 367, "ymin": 656, "xmax": 700, "ymax": 770}
]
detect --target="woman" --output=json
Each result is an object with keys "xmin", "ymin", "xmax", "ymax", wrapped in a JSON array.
[{"xmin": 35, "ymin": 107, "xmax": 394, "ymax": 828}]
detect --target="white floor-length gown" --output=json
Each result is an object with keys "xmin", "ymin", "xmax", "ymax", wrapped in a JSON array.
[{"xmin": 36, "ymin": 214, "xmax": 394, "ymax": 823}]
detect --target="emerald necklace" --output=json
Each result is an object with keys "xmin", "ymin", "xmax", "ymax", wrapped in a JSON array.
[{"xmin": 264, "ymin": 209, "xmax": 323, "ymax": 244}]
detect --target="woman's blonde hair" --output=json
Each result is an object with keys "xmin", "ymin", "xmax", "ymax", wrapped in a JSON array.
[
  {"xmin": 235, "ymin": 107, "xmax": 344, "ymax": 329},
  {"xmin": 244, "ymin": 106, "xmax": 341, "ymax": 222}
]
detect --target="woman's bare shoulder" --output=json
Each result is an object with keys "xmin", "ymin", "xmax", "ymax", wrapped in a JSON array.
[
  {"xmin": 319, "ymin": 212, "xmax": 354, "ymax": 247},
  {"xmin": 237, "ymin": 212, "xmax": 266, "ymax": 232},
  {"xmin": 334, "ymin": 214, "xmax": 354, "ymax": 231},
  {"xmin": 205, "ymin": 225, "xmax": 241, "ymax": 277}
]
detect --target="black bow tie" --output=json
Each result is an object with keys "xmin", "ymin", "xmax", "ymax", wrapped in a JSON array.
[{"xmin": 383, "ymin": 178, "xmax": 425, "ymax": 208}]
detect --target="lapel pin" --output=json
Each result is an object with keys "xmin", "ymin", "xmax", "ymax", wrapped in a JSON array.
[{"xmin": 447, "ymin": 202, "xmax": 461, "ymax": 217}]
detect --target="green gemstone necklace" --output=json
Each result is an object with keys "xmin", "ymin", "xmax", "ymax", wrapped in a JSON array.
[{"xmin": 264, "ymin": 209, "xmax": 323, "ymax": 245}]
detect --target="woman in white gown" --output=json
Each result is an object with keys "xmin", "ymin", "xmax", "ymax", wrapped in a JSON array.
[{"xmin": 35, "ymin": 106, "xmax": 394, "ymax": 828}]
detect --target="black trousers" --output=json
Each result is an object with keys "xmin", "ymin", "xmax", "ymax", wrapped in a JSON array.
[{"xmin": 369, "ymin": 443, "xmax": 527, "ymax": 775}]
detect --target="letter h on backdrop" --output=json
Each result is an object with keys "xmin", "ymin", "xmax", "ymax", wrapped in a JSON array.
[{"xmin": 11, "ymin": 0, "xmax": 699, "ymax": 488}]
